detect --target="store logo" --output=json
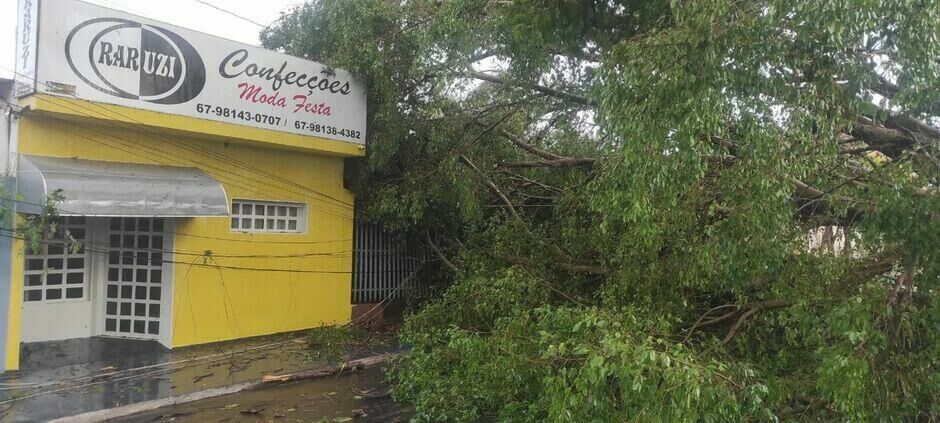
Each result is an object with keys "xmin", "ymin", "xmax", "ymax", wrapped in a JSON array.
[{"xmin": 65, "ymin": 18, "xmax": 206, "ymax": 104}]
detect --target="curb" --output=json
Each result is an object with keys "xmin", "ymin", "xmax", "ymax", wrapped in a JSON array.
[{"xmin": 49, "ymin": 381, "xmax": 259, "ymax": 423}]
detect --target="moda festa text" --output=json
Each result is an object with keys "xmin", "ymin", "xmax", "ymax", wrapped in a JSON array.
[{"xmin": 220, "ymin": 49, "xmax": 352, "ymax": 117}]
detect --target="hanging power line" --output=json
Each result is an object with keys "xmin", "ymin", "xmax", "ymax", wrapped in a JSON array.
[
  {"xmin": 0, "ymin": 97, "xmax": 356, "ymax": 226},
  {"xmin": 190, "ymin": 0, "xmax": 303, "ymax": 33},
  {"xmin": 1, "ymin": 231, "xmax": 425, "ymax": 275},
  {"xmin": 0, "ymin": 67, "xmax": 357, "ymax": 211},
  {"xmin": 191, "ymin": 0, "xmax": 267, "ymax": 28},
  {"xmin": 1, "ymin": 194, "xmax": 424, "ymax": 265},
  {"xmin": 0, "ymin": 94, "xmax": 355, "ymax": 219},
  {"xmin": 1, "ymin": 196, "xmax": 356, "ymax": 249},
  {"xmin": 0, "ymin": 73, "xmax": 403, "ymax": 272},
  {"xmin": 30, "ymin": 109, "xmax": 355, "ymax": 221},
  {"xmin": 35, "ymin": 99, "xmax": 355, "ymax": 212}
]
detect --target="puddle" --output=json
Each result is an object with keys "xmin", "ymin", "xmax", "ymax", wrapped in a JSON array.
[
  {"xmin": 112, "ymin": 365, "xmax": 411, "ymax": 422},
  {"xmin": 0, "ymin": 335, "xmax": 318, "ymax": 422},
  {"xmin": 0, "ymin": 328, "xmax": 403, "ymax": 421}
]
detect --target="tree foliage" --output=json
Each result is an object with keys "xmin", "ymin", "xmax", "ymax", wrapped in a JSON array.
[
  {"xmin": 264, "ymin": 0, "xmax": 939, "ymax": 420},
  {"xmin": 0, "ymin": 187, "xmax": 71, "ymax": 255}
]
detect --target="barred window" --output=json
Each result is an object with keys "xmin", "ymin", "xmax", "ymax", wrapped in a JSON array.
[
  {"xmin": 230, "ymin": 200, "xmax": 305, "ymax": 233},
  {"xmin": 23, "ymin": 217, "xmax": 87, "ymax": 302}
]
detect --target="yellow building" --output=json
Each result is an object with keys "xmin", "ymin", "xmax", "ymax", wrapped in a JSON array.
[{"xmin": 0, "ymin": 0, "xmax": 366, "ymax": 370}]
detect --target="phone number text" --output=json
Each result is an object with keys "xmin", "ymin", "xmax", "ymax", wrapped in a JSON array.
[
  {"xmin": 294, "ymin": 121, "xmax": 362, "ymax": 140},
  {"xmin": 195, "ymin": 104, "xmax": 283, "ymax": 126}
]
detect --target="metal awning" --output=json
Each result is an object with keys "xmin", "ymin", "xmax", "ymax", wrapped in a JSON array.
[{"xmin": 16, "ymin": 155, "xmax": 229, "ymax": 217}]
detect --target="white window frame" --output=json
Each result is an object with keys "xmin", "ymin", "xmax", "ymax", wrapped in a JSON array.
[
  {"xmin": 230, "ymin": 199, "xmax": 307, "ymax": 234},
  {"xmin": 23, "ymin": 216, "xmax": 89, "ymax": 303}
]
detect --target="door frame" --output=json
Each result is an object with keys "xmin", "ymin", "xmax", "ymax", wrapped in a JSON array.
[{"xmin": 92, "ymin": 218, "xmax": 175, "ymax": 348}]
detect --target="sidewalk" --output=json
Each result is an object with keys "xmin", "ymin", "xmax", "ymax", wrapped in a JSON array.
[{"xmin": 0, "ymin": 333, "xmax": 313, "ymax": 422}]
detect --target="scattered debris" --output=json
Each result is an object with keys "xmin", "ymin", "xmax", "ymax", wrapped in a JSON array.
[
  {"xmin": 262, "ymin": 353, "xmax": 404, "ymax": 383},
  {"xmin": 239, "ymin": 406, "xmax": 265, "ymax": 415},
  {"xmin": 192, "ymin": 372, "xmax": 214, "ymax": 383},
  {"xmin": 145, "ymin": 411, "xmax": 192, "ymax": 421},
  {"xmin": 352, "ymin": 388, "xmax": 390, "ymax": 399},
  {"xmin": 365, "ymin": 391, "xmax": 391, "ymax": 399}
]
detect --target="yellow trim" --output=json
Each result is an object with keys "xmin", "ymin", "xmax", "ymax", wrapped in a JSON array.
[
  {"xmin": 5, "ymin": 216, "xmax": 24, "ymax": 370},
  {"xmin": 19, "ymin": 94, "xmax": 366, "ymax": 157}
]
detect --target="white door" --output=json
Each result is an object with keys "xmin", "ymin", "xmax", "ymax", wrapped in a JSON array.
[{"xmin": 101, "ymin": 217, "xmax": 171, "ymax": 342}]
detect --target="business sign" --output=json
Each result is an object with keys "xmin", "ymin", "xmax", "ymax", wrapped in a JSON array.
[
  {"xmin": 21, "ymin": 0, "xmax": 367, "ymax": 145},
  {"xmin": 13, "ymin": 0, "xmax": 39, "ymax": 97}
]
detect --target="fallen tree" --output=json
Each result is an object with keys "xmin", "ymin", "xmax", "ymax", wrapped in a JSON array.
[{"xmin": 264, "ymin": 0, "xmax": 939, "ymax": 421}]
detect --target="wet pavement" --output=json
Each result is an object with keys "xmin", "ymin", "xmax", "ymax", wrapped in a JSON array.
[
  {"xmin": 112, "ymin": 365, "xmax": 410, "ymax": 423},
  {"xmin": 0, "ymin": 333, "xmax": 318, "ymax": 422}
]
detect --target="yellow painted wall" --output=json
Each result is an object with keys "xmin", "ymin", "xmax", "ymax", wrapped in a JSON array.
[
  {"xmin": 4, "ymin": 216, "xmax": 24, "ymax": 370},
  {"xmin": 13, "ymin": 103, "xmax": 356, "ymax": 348}
]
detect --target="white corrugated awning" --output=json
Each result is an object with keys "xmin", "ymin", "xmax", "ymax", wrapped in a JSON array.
[{"xmin": 16, "ymin": 155, "xmax": 229, "ymax": 217}]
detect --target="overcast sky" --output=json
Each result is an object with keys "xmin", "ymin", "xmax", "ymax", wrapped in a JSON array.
[{"xmin": 0, "ymin": 0, "xmax": 305, "ymax": 79}]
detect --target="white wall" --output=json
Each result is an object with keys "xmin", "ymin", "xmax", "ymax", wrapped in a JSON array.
[
  {"xmin": 0, "ymin": 78, "xmax": 11, "ymax": 174},
  {"xmin": 21, "ymin": 300, "xmax": 94, "ymax": 342},
  {"xmin": 19, "ymin": 219, "xmax": 105, "ymax": 343},
  {"xmin": 18, "ymin": 217, "xmax": 176, "ymax": 346}
]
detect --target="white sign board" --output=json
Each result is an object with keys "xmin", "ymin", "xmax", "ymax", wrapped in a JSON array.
[
  {"xmin": 22, "ymin": 0, "xmax": 367, "ymax": 145},
  {"xmin": 14, "ymin": 0, "xmax": 39, "ymax": 97}
]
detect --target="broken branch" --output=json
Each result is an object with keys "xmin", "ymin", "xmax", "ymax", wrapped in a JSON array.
[
  {"xmin": 262, "ymin": 352, "xmax": 405, "ymax": 383},
  {"xmin": 499, "ymin": 158, "xmax": 597, "ymax": 168},
  {"xmin": 426, "ymin": 230, "xmax": 458, "ymax": 272},
  {"xmin": 721, "ymin": 300, "xmax": 791, "ymax": 345},
  {"xmin": 467, "ymin": 70, "xmax": 598, "ymax": 107},
  {"xmin": 460, "ymin": 155, "xmax": 520, "ymax": 219},
  {"xmin": 793, "ymin": 178, "xmax": 868, "ymax": 224},
  {"xmin": 499, "ymin": 129, "xmax": 565, "ymax": 160},
  {"xmin": 502, "ymin": 254, "xmax": 608, "ymax": 276}
]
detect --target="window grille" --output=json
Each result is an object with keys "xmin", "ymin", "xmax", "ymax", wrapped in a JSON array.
[
  {"xmin": 230, "ymin": 200, "xmax": 305, "ymax": 233},
  {"xmin": 104, "ymin": 217, "xmax": 166, "ymax": 337},
  {"xmin": 23, "ymin": 216, "xmax": 87, "ymax": 302}
]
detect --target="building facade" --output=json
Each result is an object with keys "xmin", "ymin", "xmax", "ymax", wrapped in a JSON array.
[{"xmin": 0, "ymin": 0, "xmax": 366, "ymax": 371}]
